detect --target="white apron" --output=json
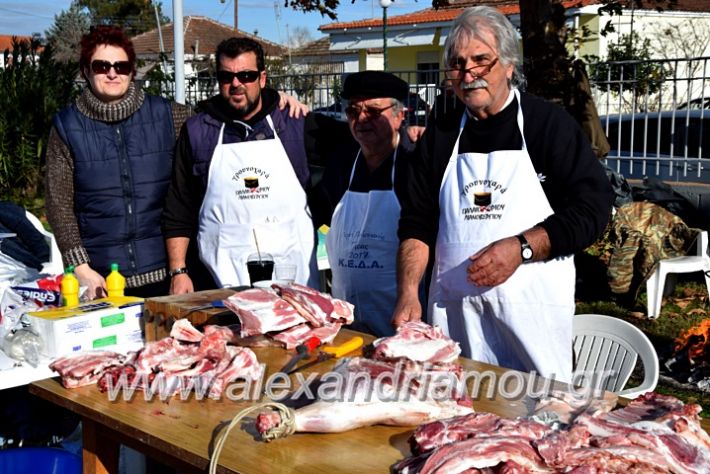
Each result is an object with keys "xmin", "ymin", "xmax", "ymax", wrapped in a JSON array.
[
  {"xmin": 326, "ymin": 147, "xmax": 400, "ymax": 337},
  {"xmin": 197, "ymin": 116, "xmax": 317, "ymax": 288},
  {"xmin": 430, "ymin": 89, "xmax": 575, "ymax": 381}
]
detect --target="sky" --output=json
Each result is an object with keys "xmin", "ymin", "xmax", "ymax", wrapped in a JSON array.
[{"xmin": 0, "ymin": 0, "xmax": 429, "ymax": 44}]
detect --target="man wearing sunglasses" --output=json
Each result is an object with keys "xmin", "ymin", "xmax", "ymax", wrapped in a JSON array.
[
  {"xmin": 309, "ymin": 71, "xmax": 422, "ymax": 337},
  {"xmin": 163, "ymin": 37, "xmax": 318, "ymax": 291},
  {"xmin": 392, "ymin": 7, "xmax": 614, "ymax": 381}
]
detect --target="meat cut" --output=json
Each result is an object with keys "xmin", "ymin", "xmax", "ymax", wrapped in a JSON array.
[
  {"xmin": 49, "ymin": 351, "xmax": 126, "ymax": 388},
  {"xmin": 257, "ymin": 322, "xmax": 472, "ymax": 439},
  {"xmin": 223, "ymin": 283, "xmax": 354, "ymax": 349},
  {"xmin": 50, "ymin": 320, "xmax": 262, "ymax": 398},
  {"xmin": 394, "ymin": 392, "xmax": 710, "ymax": 473},
  {"xmin": 370, "ymin": 321, "xmax": 461, "ymax": 364}
]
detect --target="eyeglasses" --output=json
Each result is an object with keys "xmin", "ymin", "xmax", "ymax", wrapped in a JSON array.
[
  {"xmin": 446, "ymin": 57, "xmax": 499, "ymax": 80},
  {"xmin": 91, "ymin": 60, "xmax": 132, "ymax": 76},
  {"xmin": 216, "ymin": 70, "xmax": 261, "ymax": 84},
  {"xmin": 345, "ymin": 103, "xmax": 396, "ymax": 120}
]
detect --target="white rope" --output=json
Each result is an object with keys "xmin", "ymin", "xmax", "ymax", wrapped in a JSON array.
[{"xmin": 209, "ymin": 401, "xmax": 296, "ymax": 474}]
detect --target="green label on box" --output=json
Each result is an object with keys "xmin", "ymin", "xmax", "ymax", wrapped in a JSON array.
[
  {"xmin": 101, "ymin": 312, "xmax": 125, "ymax": 327},
  {"xmin": 93, "ymin": 335, "xmax": 117, "ymax": 348}
]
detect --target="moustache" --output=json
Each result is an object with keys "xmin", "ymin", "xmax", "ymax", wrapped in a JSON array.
[
  {"xmin": 461, "ymin": 78, "xmax": 488, "ymax": 90},
  {"xmin": 229, "ymin": 85, "xmax": 247, "ymax": 95}
]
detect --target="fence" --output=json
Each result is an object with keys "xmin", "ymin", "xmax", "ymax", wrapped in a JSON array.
[{"xmin": 147, "ymin": 56, "xmax": 710, "ymax": 183}]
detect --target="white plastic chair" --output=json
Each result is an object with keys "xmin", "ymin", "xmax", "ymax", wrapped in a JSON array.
[
  {"xmin": 573, "ymin": 313, "xmax": 659, "ymax": 399},
  {"xmin": 24, "ymin": 210, "xmax": 63, "ymax": 276},
  {"xmin": 645, "ymin": 230, "xmax": 710, "ymax": 319}
]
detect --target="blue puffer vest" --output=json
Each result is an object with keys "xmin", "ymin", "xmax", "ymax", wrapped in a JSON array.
[{"xmin": 52, "ymin": 95, "xmax": 174, "ymax": 277}]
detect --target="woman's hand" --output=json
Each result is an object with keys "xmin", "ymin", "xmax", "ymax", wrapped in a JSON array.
[{"xmin": 73, "ymin": 263, "xmax": 107, "ymax": 300}]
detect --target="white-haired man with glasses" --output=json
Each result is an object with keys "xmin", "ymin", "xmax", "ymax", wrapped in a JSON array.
[{"xmin": 392, "ymin": 6, "xmax": 614, "ymax": 381}]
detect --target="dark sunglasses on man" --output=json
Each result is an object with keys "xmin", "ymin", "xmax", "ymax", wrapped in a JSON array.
[
  {"xmin": 91, "ymin": 60, "xmax": 132, "ymax": 76},
  {"xmin": 344, "ymin": 103, "xmax": 396, "ymax": 120},
  {"xmin": 216, "ymin": 70, "xmax": 261, "ymax": 85}
]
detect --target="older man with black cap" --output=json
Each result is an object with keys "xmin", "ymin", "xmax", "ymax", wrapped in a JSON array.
[{"xmin": 319, "ymin": 70, "xmax": 420, "ymax": 337}]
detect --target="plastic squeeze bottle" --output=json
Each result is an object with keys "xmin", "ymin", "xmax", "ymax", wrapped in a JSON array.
[
  {"xmin": 61, "ymin": 265, "xmax": 80, "ymax": 307},
  {"xmin": 106, "ymin": 263, "xmax": 126, "ymax": 299}
]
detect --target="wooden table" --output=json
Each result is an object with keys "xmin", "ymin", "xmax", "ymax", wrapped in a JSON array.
[
  {"xmin": 30, "ymin": 289, "xmax": 710, "ymax": 473},
  {"xmin": 30, "ymin": 327, "xmax": 590, "ymax": 474}
]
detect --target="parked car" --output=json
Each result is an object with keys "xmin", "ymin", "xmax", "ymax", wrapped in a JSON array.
[
  {"xmin": 313, "ymin": 93, "xmax": 430, "ymax": 127},
  {"xmin": 313, "ymin": 101, "xmax": 345, "ymax": 121},
  {"xmin": 404, "ymin": 92, "xmax": 431, "ymax": 127},
  {"xmin": 602, "ymin": 109, "xmax": 710, "ymax": 183},
  {"xmin": 678, "ymin": 97, "xmax": 710, "ymax": 110}
]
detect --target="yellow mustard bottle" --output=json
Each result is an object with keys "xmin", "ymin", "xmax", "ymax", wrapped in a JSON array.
[
  {"xmin": 61, "ymin": 265, "xmax": 80, "ymax": 307},
  {"xmin": 106, "ymin": 263, "xmax": 126, "ymax": 299}
]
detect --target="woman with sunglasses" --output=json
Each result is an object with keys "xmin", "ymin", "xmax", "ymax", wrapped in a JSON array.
[{"xmin": 45, "ymin": 25, "xmax": 194, "ymax": 299}]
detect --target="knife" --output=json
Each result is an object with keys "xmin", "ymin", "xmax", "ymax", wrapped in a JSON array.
[{"xmin": 286, "ymin": 336, "xmax": 364, "ymax": 375}]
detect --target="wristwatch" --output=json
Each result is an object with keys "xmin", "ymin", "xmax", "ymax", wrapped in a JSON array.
[
  {"xmin": 516, "ymin": 234, "xmax": 533, "ymax": 263},
  {"xmin": 168, "ymin": 267, "xmax": 188, "ymax": 278}
]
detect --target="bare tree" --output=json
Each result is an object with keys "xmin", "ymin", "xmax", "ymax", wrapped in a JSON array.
[
  {"xmin": 45, "ymin": 2, "xmax": 91, "ymax": 64},
  {"xmin": 647, "ymin": 19, "xmax": 710, "ymax": 60},
  {"xmin": 288, "ymin": 26, "xmax": 314, "ymax": 49},
  {"xmin": 646, "ymin": 19, "xmax": 710, "ymax": 105}
]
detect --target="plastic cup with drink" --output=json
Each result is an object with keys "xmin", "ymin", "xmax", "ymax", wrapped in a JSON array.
[{"xmin": 247, "ymin": 252, "xmax": 274, "ymax": 286}]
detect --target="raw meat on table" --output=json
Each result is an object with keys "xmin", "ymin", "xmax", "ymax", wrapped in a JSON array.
[
  {"xmin": 223, "ymin": 288, "xmax": 306, "ymax": 337},
  {"xmin": 256, "ymin": 321, "xmax": 468, "ymax": 439},
  {"xmin": 393, "ymin": 392, "xmax": 710, "ymax": 474},
  {"xmin": 257, "ymin": 356, "xmax": 473, "ymax": 436},
  {"xmin": 50, "ymin": 320, "xmax": 262, "ymax": 398},
  {"xmin": 223, "ymin": 284, "xmax": 354, "ymax": 347},
  {"xmin": 49, "ymin": 351, "xmax": 126, "ymax": 388},
  {"xmin": 370, "ymin": 321, "xmax": 461, "ymax": 364}
]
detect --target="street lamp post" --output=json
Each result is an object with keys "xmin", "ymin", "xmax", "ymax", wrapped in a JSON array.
[{"xmin": 380, "ymin": 0, "xmax": 392, "ymax": 71}]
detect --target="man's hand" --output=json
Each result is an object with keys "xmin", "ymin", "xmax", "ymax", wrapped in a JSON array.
[
  {"xmin": 466, "ymin": 236, "xmax": 521, "ymax": 287},
  {"xmin": 468, "ymin": 228, "xmax": 552, "ymax": 287},
  {"xmin": 74, "ymin": 263, "xmax": 107, "ymax": 300},
  {"xmin": 406, "ymin": 125, "xmax": 426, "ymax": 143},
  {"xmin": 391, "ymin": 292, "xmax": 423, "ymax": 329},
  {"xmin": 278, "ymin": 91, "xmax": 309, "ymax": 118},
  {"xmin": 170, "ymin": 273, "xmax": 194, "ymax": 295}
]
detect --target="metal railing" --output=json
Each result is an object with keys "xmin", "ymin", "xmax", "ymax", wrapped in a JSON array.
[
  {"xmin": 146, "ymin": 56, "xmax": 710, "ymax": 183},
  {"xmin": 590, "ymin": 56, "xmax": 710, "ymax": 183}
]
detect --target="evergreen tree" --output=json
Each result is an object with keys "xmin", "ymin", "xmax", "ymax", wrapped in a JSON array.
[{"xmin": 75, "ymin": 0, "xmax": 168, "ymax": 36}]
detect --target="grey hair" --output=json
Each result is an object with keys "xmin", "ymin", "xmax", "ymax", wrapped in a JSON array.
[
  {"xmin": 390, "ymin": 98, "xmax": 405, "ymax": 115},
  {"xmin": 443, "ymin": 6, "xmax": 526, "ymax": 89},
  {"xmin": 348, "ymin": 98, "xmax": 405, "ymax": 115}
]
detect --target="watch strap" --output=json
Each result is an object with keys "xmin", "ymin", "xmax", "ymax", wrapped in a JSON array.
[
  {"xmin": 168, "ymin": 267, "xmax": 188, "ymax": 278},
  {"xmin": 516, "ymin": 234, "xmax": 533, "ymax": 262}
]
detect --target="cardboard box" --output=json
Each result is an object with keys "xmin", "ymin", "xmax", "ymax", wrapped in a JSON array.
[{"xmin": 27, "ymin": 296, "xmax": 145, "ymax": 357}]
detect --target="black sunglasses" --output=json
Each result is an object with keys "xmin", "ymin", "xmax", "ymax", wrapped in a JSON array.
[
  {"xmin": 345, "ymin": 103, "xmax": 396, "ymax": 120},
  {"xmin": 216, "ymin": 70, "xmax": 261, "ymax": 84},
  {"xmin": 91, "ymin": 60, "xmax": 132, "ymax": 76}
]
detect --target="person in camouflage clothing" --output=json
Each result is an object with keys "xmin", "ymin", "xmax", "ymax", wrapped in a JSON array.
[{"xmin": 608, "ymin": 201, "xmax": 700, "ymax": 301}]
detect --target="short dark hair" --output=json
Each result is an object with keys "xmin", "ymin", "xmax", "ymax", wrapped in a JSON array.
[
  {"xmin": 215, "ymin": 37, "xmax": 265, "ymax": 72},
  {"xmin": 79, "ymin": 25, "xmax": 136, "ymax": 79}
]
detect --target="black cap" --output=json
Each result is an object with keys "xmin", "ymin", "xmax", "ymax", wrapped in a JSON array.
[{"xmin": 341, "ymin": 71, "xmax": 409, "ymax": 102}]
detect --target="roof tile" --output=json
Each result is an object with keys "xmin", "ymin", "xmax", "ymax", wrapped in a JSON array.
[
  {"xmin": 131, "ymin": 16, "xmax": 285, "ymax": 57},
  {"xmin": 320, "ymin": 0, "xmax": 709, "ymax": 31}
]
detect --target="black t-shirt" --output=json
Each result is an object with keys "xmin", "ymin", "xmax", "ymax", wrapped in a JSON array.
[
  {"xmin": 308, "ymin": 121, "xmax": 415, "ymax": 227},
  {"xmin": 398, "ymin": 91, "xmax": 615, "ymax": 258}
]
